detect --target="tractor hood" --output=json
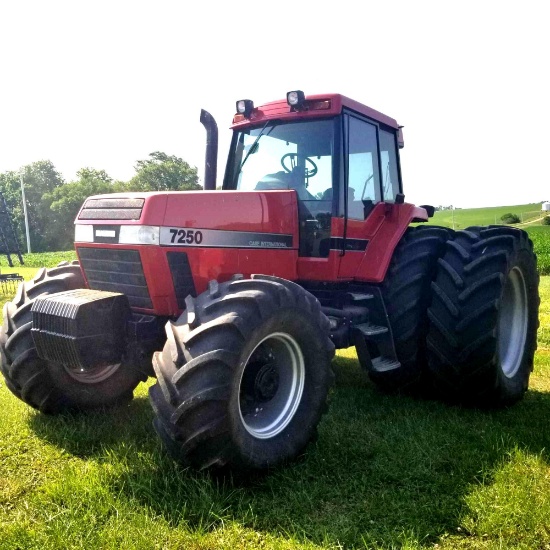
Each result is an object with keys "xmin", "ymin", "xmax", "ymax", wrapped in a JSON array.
[{"xmin": 75, "ymin": 191, "xmax": 299, "ymax": 248}]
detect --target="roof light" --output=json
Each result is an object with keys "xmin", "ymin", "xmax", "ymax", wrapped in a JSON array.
[
  {"xmin": 236, "ymin": 99, "xmax": 254, "ymax": 118},
  {"xmin": 287, "ymin": 90, "xmax": 305, "ymax": 109}
]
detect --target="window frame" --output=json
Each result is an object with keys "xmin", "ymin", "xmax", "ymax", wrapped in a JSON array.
[{"xmin": 341, "ymin": 109, "xmax": 403, "ymax": 217}]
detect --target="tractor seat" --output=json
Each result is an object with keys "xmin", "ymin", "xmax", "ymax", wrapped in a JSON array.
[
  {"xmin": 255, "ymin": 175, "xmax": 288, "ymax": 191},
  {"xmin": 256, "ymin": 172, "xmax": 315, "ymax": 200}
]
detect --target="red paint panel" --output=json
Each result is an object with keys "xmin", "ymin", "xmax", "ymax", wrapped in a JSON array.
[
  {"xmin": 183, "ymin": 248, "xmax": 298, "ymax": 297},
  {"xmin": 296, "ymin": 216, "xmax": 348, "ymax": 281},
  {"xmin": 354, "ymin": 204, "xmax": 428, "ymax": 283},
  {"xmin": 161, "ymin": 190, "xmax": 298, "ymax": 237},
  {"xmin": 333, "ymin": 205, "xmax": 387, "ymax": 279},
  {"xmin": 296, "ymin": 253, "xmax": 340, "ymax": 281}
]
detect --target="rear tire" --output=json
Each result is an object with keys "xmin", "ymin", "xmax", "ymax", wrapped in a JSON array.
[
  {"xmin": 426, "ymin": 226, "xmax": 539, "ymax": 406},
  {"xmin": 149, "ymin": 275, "xmax": 334, "ymax": 471},
  {"xmin": 0, "ymin": 264, "xmax": 147, "ymax": 413},
  {"xmin": 364, "ymin": 225, "xmax": 452, "ymax": 392}
]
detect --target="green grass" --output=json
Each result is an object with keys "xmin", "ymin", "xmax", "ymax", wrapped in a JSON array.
[
  {"xmin": 427, "ymin": 203, "xmax": 545, "ymax": 229},
  {"xmin": 528, "ymin": 226, "xmax": 550, "ymax": 275},
  {"xmin": 418, "ymin": 203, "xmax": 550, "ymax": 275},
  {"xmin": 1, "ymin": 264, "xmax": 550, "ymax": 547},
  {"xmin": 0, "ymin": 252, "xmax": 78, "ymax": 311},
  {"xmin": 0, "ymin": 250, "xmax": 77, "ymax": 269}
]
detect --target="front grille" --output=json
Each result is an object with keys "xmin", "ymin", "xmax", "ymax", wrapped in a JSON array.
[
  {"xmin": 79, "ymin": 198, "xmax": 144, "ymax": 220},
  {"xmin": 77, "ymin": 247, "xmax": 152, "ymax": 309}
]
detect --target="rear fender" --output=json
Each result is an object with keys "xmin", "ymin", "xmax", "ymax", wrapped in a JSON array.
[{"xmin": 354, "ymin": 203, "xmax": 429, "ymax": 283}]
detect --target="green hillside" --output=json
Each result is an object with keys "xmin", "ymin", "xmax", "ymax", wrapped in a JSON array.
[
  {"xmin": 416, "ymin": 202, "xmax": 550, "ymax": 274},
  {"xmin": 426, "ymin": 203, "xmax": 546, "ymax": 229}
]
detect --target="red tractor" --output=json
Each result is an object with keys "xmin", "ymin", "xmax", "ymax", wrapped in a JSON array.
[{"xmin": 0, "ymin": 91, "xmax": 540, "ymax": 471}]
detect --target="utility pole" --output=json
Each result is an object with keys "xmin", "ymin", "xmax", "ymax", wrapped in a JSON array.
[{"xmin": 19, "ymin": 172, "xmax": 31, "ymax": 253}]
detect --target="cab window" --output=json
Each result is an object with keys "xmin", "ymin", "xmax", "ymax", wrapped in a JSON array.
[
  {"xmin": 345, "ymin": 116, "xmax": 380, "ymax": 219},
  {"xmin": 379, "ymin": 129, "xmax": 400, "ymax": 201},
  {"xmin": 230, "ymin": 119, "xmax": 334, "ymax": 202}
]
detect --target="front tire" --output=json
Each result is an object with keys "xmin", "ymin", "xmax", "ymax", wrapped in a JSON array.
[
  {"xmin": 426, "ymin": 226, "xmax": 539, "ymax": 406},
  {"xmin": 149, "ymin": 275, "xmax": 334, "ymax": 471},
  {"xmin": 0, "ymin": 264, "xmax": 148, "ymax": 413}
]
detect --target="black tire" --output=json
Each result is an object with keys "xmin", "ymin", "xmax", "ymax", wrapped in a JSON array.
[
  {"xmin": 426, "ymin": 226, "xmax": 540, "ymax": 406},
  {"xmin": 0, "ymin": 264, "xmax": 148, "ymax": 413},
  {"xmin": 149, "ymin": 274, "xmax": 335, "ymax": 471},
  {"xmin": 364, "ymin": 225, "xmax": 452, "ymax": 392}
]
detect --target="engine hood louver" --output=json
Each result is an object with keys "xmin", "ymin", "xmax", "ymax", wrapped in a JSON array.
[{"xmin": 79, "ymin": 198, "xmax": 145, "ymax": 220}]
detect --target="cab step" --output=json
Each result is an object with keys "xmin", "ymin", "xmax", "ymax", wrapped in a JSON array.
[
  {"xmin": 347, "ymin": 292, "xmax": 374, "ymax": 302},
  {"xmin": 371, "ymin": 357, "xmax": 401, "ymax": 372},
  {"xmin": 355, "ymin": 323, "xmax": 388, "ymax": 337}
]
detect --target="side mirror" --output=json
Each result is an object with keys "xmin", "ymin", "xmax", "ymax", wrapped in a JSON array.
[{"xmin": 419, "ymin": 204, "xmax": 435, "ymax": 218}]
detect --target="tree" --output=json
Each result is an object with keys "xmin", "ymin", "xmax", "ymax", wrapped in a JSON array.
[
  {"xmin": 0, "ymin": 161, "xmax": 65, "ymax": 252},
  {"xmin": 121, "ymin": 151, "xmax": 200, "ymax": 192},
  {"xmin": 501, "ymin": 213, "xmax": 520, "ymax": 225},
  {"xmin": 0, "ymin": 152, "xmax": 201, "ymax": 253},
  {"xmin": 0, "ymin": 170, "xmax": 25, "ymax": 251},
  {"xmin": 43, "ymin": 168, "xmax": 115, "ymax": 250},
  {"xmin": 22, "ymin": 161, "xmax": 66, "ymax": 251}
]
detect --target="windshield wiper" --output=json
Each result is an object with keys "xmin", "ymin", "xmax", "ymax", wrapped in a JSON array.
[{"xmin": 238, "ymin": 120, "xmax": 279, "ymax": 174}]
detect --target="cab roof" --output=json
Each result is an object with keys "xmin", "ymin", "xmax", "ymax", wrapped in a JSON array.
[
  {"xmin": 231, "ymin": 93, "xmax": 400, "ymax": 130},
  {"xmin": 230, "ymin": 93, "xmax": 403, "ymax": 147}
]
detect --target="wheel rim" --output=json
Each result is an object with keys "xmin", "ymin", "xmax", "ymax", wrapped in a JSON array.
[
  {"xmin": 64, "ymin": 363, "xmax": 120, "ymax": 384},
  {"xmin": 499, "ymin": 266, "xmax": 528, "ymax": 378},
  {"xmin": 238, "ymin": 332, "xmax": 305, "ymax": 439}
]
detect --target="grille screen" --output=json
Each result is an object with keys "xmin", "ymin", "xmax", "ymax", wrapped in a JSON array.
[{"xmin": 77, "ymin": 247, "xmax": 152, "ymax": 309}]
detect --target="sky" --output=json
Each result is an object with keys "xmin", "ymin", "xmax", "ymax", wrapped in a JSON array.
[{"xmin": 1, "ymin": 1, "xmax": 548, "ymax": 209}]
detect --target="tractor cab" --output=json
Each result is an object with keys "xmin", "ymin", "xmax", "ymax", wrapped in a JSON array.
[{"xmin": 222, "ymin": 91, "xmax": 407, "ymax": 261}]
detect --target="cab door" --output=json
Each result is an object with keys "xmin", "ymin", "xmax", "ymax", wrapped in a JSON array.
[{"xmin": 337, "ymin": 112, "xmax": 404, "ymax": 281}]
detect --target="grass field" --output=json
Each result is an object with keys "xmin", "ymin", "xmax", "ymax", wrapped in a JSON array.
[
  {"xmin": 427, "ymin": 203, "xmax": 547, "ymax": 229},
  {"xmin": 0, "ymin": 250, "xmax": 77, "ymax": 270},
  {"xmin": 423, "ymin": 203, "xmax": 550, "ymax": 275},
  {"xmin": 0, "ymin": 278, "xmax": 549, "ymax": 549}
]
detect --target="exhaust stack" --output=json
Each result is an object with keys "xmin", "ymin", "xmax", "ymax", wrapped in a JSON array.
[{"xmin": 200, "ymin": 109, "xmax": 218, "ymax": 190}]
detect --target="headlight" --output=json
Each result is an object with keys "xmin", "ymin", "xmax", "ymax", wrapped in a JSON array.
[
  {"xmin": 236, "ymin": 99, "xmax": 254, "ymax": 117},
  {"xmin": 119, "ymin": 225, "xmax": 160, "ymax": 245},
  {"xmin": 74, "ymin": 224, "xmax": 93, "ymax": 242},
  {"xmin": 287, "ymin": 90, "xmax": 305, "ymax": 109}
]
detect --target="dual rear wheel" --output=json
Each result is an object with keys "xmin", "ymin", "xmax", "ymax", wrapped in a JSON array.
[
  {"xmin": 426, "ymin": 226, "xmax": 539, "ymax": 405},
  {"xmin": 364, "ymin": 225, "xmax": 539, "ymax": 407}
]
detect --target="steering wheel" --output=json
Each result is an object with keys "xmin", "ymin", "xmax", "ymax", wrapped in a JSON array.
[{"xmin": 281, "ymin": 153, "xmax": 318, "ymax": 178}]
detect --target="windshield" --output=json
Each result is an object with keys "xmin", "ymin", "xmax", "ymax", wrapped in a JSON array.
[{"xmin": 225, "ymin": 119, "xmax": 335, "ymax": 201}]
